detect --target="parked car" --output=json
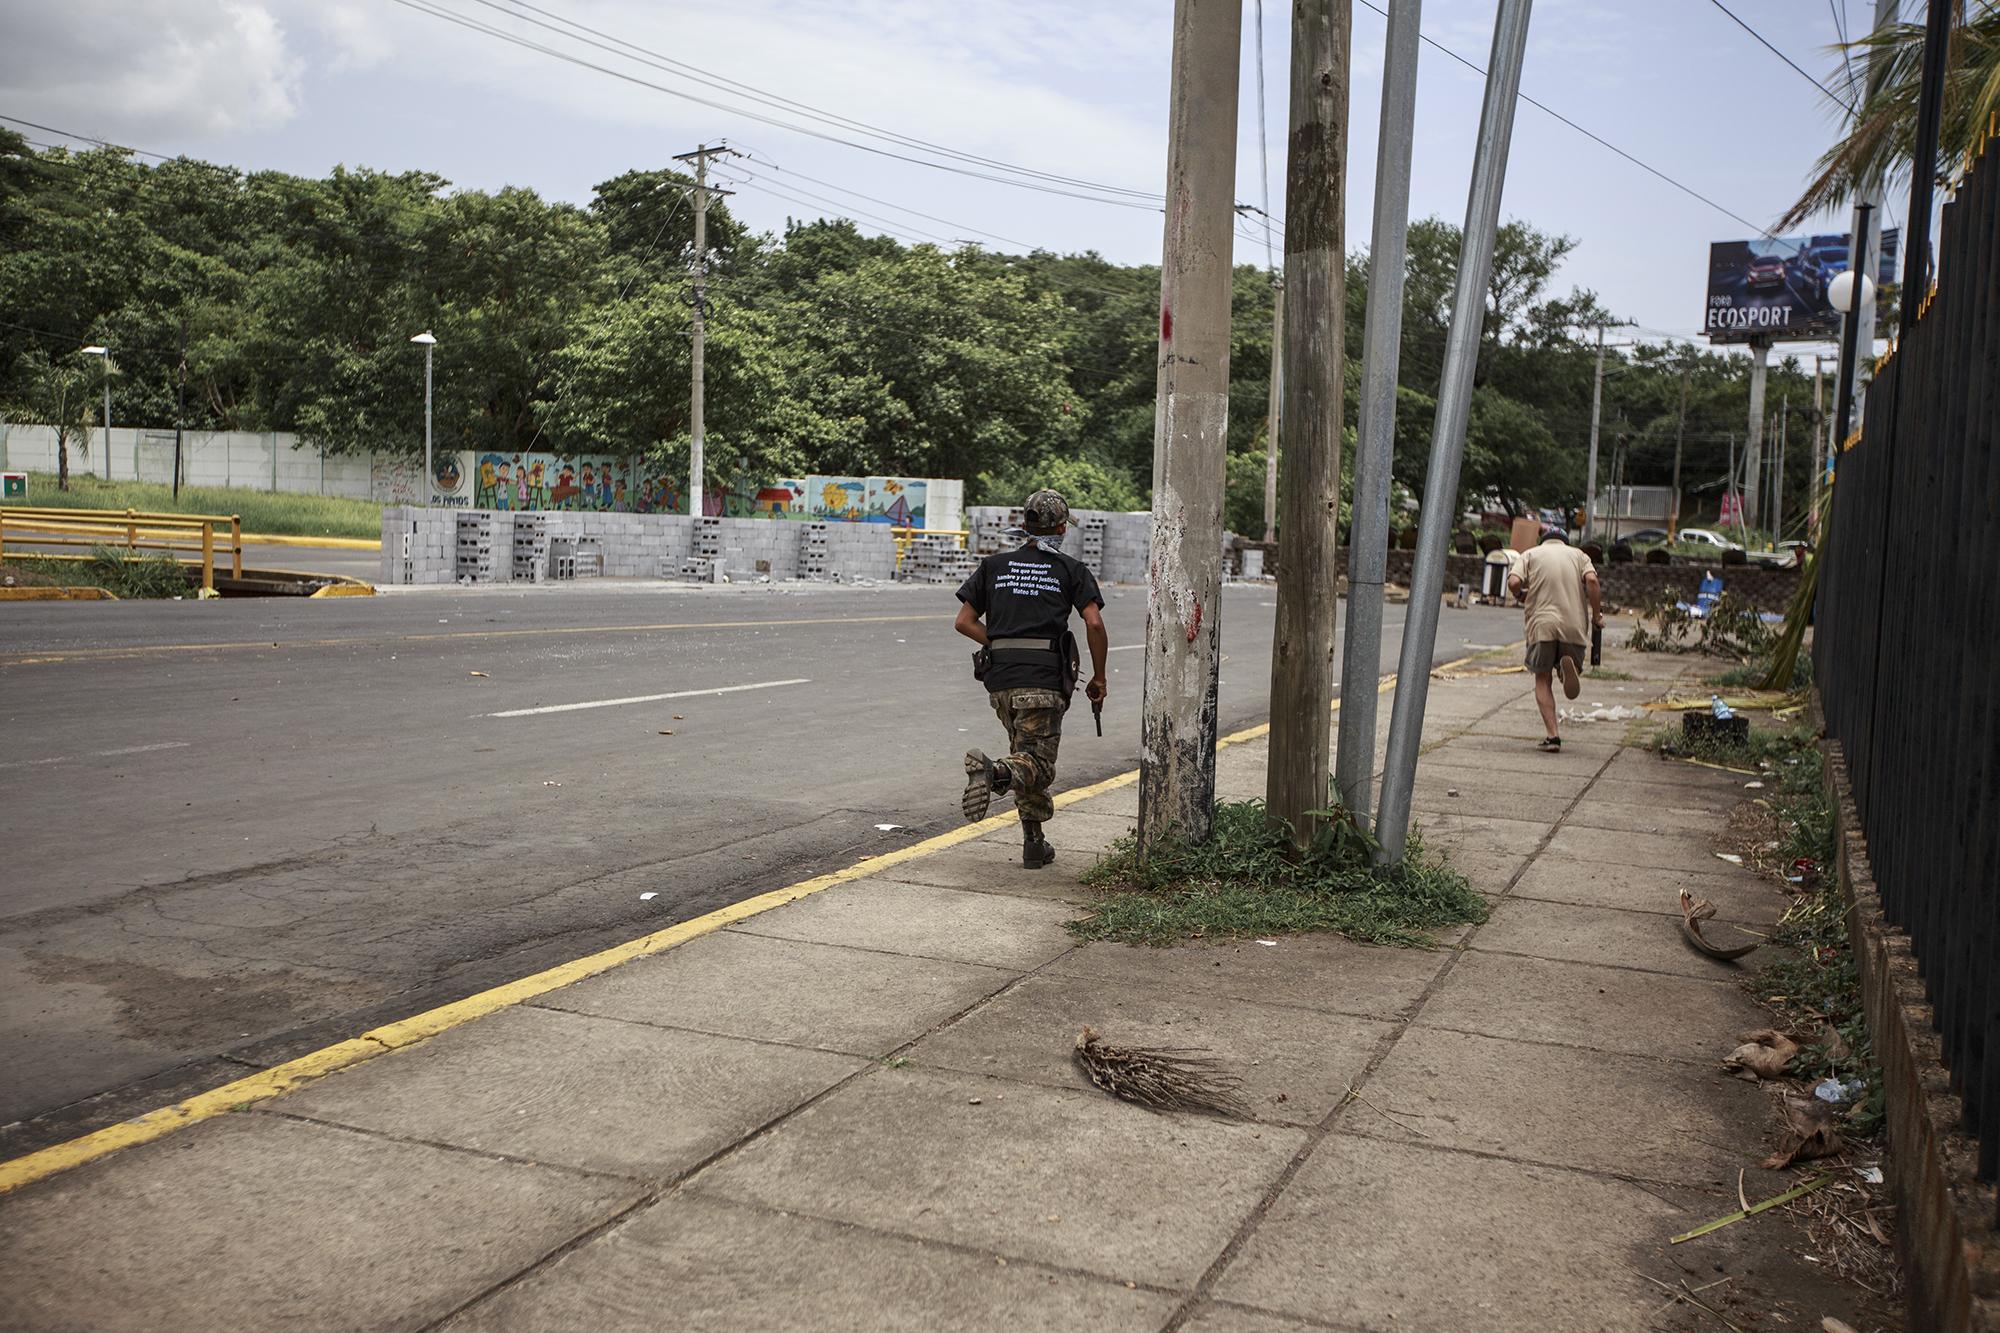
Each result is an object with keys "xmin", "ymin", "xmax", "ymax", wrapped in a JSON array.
[
  {"xmin": 1624, "ymin": 527, "xmax": 1670, "ymax": 545},
  {"xmin": 1678, "ymin": 528, "xmax": 1743, "ymax": 551}
]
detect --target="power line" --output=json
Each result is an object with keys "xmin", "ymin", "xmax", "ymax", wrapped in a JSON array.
[
  {"xmin": 1252, "ymin": 0, "xmax": 1277, "ymax": 277},
  {"xmin": 477, "ymin": 0, "xmax": 1164, "ymax": 204},
  {"xmin": 1706, "ymin": 0, "xmax": 1857, "ymax": 113},
  {"xmin": 0, "ymin": 114, "xmax": 176, "ymax": 160},
  {"xmin": 385, "ymin": 0, "xmax": 1166, "ymax": 214}
]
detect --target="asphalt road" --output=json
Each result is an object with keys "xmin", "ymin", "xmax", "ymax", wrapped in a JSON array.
[{"xmin": 0, "ymin": 581, "xmax": 1522, "ymax": 1152}]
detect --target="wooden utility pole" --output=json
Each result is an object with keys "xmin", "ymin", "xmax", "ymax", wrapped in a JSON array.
[
  {"xmin": 1583, "ymin": 323, "xmax": 1605, "ymax": 541},
  {"xmin": 672, "ymin": 143, "xmax": 740, "ymax": 518},
  {"xmin": 1265, "ymin": 0, "xmax": 1350, "ymax": 845},
  {"xmin": 1138, "ymin": 0, "xmax": 1241, "ymax": 854}
]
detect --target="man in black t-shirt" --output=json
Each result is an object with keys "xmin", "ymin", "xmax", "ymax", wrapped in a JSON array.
[{"xmin": 954, "ymin": 489, "xmax": 1109, "ymax": 869}]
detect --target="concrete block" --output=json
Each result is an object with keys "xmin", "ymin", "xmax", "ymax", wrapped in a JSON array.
[{"xmin": 689, "ymin": 1065, "xmax": 1305, "ymax": 1287}]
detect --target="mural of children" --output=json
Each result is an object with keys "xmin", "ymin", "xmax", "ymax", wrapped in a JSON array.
[
  {"xmin": 515, "ymin": 457, "xmax": 529, "ymax": 511},
  {"xmin": 554, "ymin": 462, "xmax": 578, "ymax": 508},
  {"xmin": 529, "ymin": 460, "xmax": 547, "ymax": 508},
  {"xmin": 580, "ymin": 463, "xmax": 596, "ymax": 511},
  {"xmin": 600, "ymin": 463, "xmax": 616, "ymax": 508},
  {"xmin": 494, "ymin": 460, "xmax": 513, "ymax": 511},
  {"xmin": 479, "ymin": 456, "xmax": 498, "ymax": 495},
  {"xmin": 614, "ymin": 477, "xmax": 628, "ymax": 508}
]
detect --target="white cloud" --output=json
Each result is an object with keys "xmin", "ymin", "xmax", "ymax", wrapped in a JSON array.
[{"xmin": 0, "ymin": 0, "xmax": 304, "ymax": 138}]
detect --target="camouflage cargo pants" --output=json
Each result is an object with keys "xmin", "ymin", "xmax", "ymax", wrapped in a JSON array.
[{"xmin": 990, "ymin": 687, "xmax": 1065, "ymax": 824}]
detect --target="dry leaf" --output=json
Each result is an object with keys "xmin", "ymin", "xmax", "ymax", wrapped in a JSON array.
[
  {"xmin": 468, "ymin": 670, "xmax": 489, "ymax": 678},
  {"xmin": 1724, "ymin": 1028, "xmax": 1800, "ymax": 1080},
  {"xmin": 658, "ymin": 730, "xmax": 674, "ymax": 736},
  {"xmin": 1766, "ymin": 1096, "xmax": 1846, "ymax": 1168}
]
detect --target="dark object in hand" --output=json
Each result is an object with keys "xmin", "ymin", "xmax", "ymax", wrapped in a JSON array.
[
  {"xmin": 1092, "ymin": 699, "xmax": 1103, "ymax": 737},
  {"xmin": 1590, "ymin": 624, "xmax": 1602, "ymax": 667}
]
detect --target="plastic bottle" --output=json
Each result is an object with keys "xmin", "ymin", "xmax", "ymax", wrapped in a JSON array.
[{"xmin": 1710, "ymin": 694, "xmax": 1734, "ymax": 720}]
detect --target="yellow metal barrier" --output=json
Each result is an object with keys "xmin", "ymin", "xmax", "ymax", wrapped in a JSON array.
[
  {"xmin": 891, "ymin": 526, "xmax": 971, "ymax": 573},
  {"xmin": 0, "ymin": 507, "xmax": 243, "ymax": 595}
]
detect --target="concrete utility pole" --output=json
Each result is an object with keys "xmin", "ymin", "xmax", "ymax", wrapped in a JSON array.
[
  {"xmin": 1726, "ymin": 432, "xmax": 1738, "ymax": 537},
  {"xmin": 1774, "ymin": 396, "xmax": 1787, "ymax": 543},
  {"xmin": 1138, "ymin": 0, "xmax": 1241, "ymax": 855},
  {"xmin": 1670, "ymin": 364, "xmax": 1689, "ymax": 537},
  {"xmin": 672, "ymin": 143, "xmax": 740, "ymax": 518},
  {"xmin": 1377, "ymin": 0, "xmax": 1534, "ymax": 862},
  {"xmin": 1845, "ymin": 0, "xmax": 1898, "ymax": 417},
  {"xmin": 1743, "ymin": 337, "xmax": 1769, "ymax": 543},
  {"xmin": 1336, "ymin": 0, "xmax": 1423, "ymax": 826},
  {"xmin": 1583, "ymin": 323, "xmax": 1605, "ymax": 541},
  {"xmin": 1262, "ymin": 280, "xmax": 1284, "ymax": 543},
  {"xmin": 1265, "ymin": 0, "xmax": 1351, "ymax": 846}
]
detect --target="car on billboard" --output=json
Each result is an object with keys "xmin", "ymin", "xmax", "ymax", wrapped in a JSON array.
[
  {"xmin": 1745, "ymin": 254, "xmax": 1789, "ymax": 291},
  {"xmin": 1705, "ymin": 228, "xmax": 1899, "ymax": 343}
]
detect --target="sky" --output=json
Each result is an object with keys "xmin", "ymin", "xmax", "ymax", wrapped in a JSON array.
[{"xmin": 1, "ymin": 0, "xmax": 1885, "ymax": 358}]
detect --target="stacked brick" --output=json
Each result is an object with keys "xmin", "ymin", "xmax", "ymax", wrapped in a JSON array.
[{"xmin": 455, "ymin": 511, "xmax": 496, "ymax": 583}]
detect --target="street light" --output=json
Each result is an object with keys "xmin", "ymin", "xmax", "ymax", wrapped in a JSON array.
[
  {"xmin": 1828, "ymin": 270, "xmax": 1874, "ymax": 316},
  {"xmin": 79, "ymin": 345, "xmax": 110, "ymax": 479},
  {"xmin": 410, "ymin": 332, "xmax": 436, "ymax": 506}
]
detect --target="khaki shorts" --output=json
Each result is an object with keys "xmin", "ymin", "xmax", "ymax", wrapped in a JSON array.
[{"xmin": 1524, "ymin": 640, "xmax": 1585, "ymax": 674}]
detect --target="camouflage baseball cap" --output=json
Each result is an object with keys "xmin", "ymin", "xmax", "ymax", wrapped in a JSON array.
[{"xmin": 1023, "ymin": 489, "xmax": 1070, "ymax": 534}]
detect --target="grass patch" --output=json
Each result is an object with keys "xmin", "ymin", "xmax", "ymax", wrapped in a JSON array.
[
  {"xmin": 9, "ymin": 472, "xmax": 383, "ymax": 539},
  {"xmin": 1709, "ymin": 652, "xmax": 1814, "ymax": 690},
  {"xmin": 1072, "ymin": 800, "xmax": 1488, "ymax": 948},
  {"xmin": 1583, "ymin": 666, "xmax": 1633, "ymax": 680},
  {"xmin": 7, "ymin": 547, "xmax": 194, "ymax": 598}
]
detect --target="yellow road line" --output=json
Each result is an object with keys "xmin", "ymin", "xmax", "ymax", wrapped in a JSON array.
[
  {"xmin": 0, "ymin": 646, "xmax": 1501, "ymax": 1197},
  {"xmin": 0, "ymin": 613, "xmax": 940, "ymax": 667}
]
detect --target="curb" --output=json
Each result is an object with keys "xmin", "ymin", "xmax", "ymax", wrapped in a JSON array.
[
  {"xmin": 0, "ymin": 587, "xmax": 117, "ymax": 601},
  {"xmin": 0, "ymin": 647, "xmax": 1504, "ymax": 1198},
  {"xmin": 239, "ymin": 533, "xmax": 381, "ymax": 550}
]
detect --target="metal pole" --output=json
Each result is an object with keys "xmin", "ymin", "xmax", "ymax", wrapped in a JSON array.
[
  {"xmin": 423, "ymin": 342, "xmax": 434, "ymax": 506},
  {"xmin": 1670, "ymin": 364, "xmax": 1689, "ymax": 537},
  {"xmin": 1775, "ymin": 396, "xmax": 1787, "ymax": 543},
  {"xmin": 102, "ymin": 354, "xmax": 112, "ymax": 481},
  {"xmin": 1583, "ymin": 324, "xmax": 1604, "ymax": 541},
  {"xmin": 1834, "ymin": 205, "xmax": 1872, "ymax": 451},
  {"xmin": 1744, "ymin": 338, "xmax": 1769, "ymax": 543},
  {"xmin": 1335, "ymin": 0, "xmax": 1423, "ymax": 825},
  {"xmin": 1811, "ymin": 356, "xmax": 1824, "ymax": 531},
  {"xmin": 1900, "ymin": 0, "xmax": 1952, "ymax": 339},
  {"xmin": 1846, "ymin": 0, "xmax": 1897, "ymax": 423},
  {"xmin": 173, "ymin": 319, "xmax": 186, "ymax": 501},
  {"xmin": 1138, "ymin": 0, "xmax": 1241, "ymax": 855},
  {"xmin": 1261, "ymin": 280, "xmax": 1283, "ymax": 544},
  {"xmin": 1265, "ymin": 0, "xmax": 1350, "ymax": 846},
  {"xmin": 1376, "ymin": 0, "xmax": 1533, "ymax": 862},
  {"xmin": 690, "ymin": 146, "xmax": 709, "ymax": 518}
]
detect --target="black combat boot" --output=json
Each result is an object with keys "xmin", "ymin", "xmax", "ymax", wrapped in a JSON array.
[
  {"xmin": 1021, "ymin": 819, "xmax": 1056, "ymax": 869},
  {"xmin": 962, "ymin": 751, "xmax": 1011, "ymax": 822}
]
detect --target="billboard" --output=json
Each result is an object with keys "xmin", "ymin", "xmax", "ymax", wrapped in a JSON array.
[{"xmin": 1703, "ymin": 228, "xmax": 1898, "ymax": 343}]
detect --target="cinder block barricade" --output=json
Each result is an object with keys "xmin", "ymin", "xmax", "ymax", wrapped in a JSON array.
[{"xmin": 455, "ymin": 511, "xmax": 496, "ymax": 584}]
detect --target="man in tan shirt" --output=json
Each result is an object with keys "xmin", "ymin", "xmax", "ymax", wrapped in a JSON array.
[{"xmin": 1507, "ymin": 526, "xmax": 1602, "ymax": 752}]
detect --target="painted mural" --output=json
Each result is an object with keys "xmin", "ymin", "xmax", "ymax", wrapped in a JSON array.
[{"xmin": 474, "ymin": 453, "xmax": 634, "ymax": 512}]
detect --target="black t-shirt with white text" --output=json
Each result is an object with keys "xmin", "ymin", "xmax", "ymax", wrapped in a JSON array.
[{"xmin": 956, "ymin": 543, "xmax": 1104, "ymax": 692}]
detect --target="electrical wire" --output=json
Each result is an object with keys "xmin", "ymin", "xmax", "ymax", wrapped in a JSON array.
[
  {"xmin": 1707, "ymin": 0, "xmax": 1858, "ymax": 113},
  {"xmin": 1252, "ymin": 0, "xmax": 1278, "ymax": 279},
  {"xmin": 385, "ymin": 0, "xmax": 1166, "ymax": 213}
]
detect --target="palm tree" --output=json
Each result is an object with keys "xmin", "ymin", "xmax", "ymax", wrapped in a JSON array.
[{"xmin": 1776, "ymin": 3, "xmax": 2000, "ymax": 233}]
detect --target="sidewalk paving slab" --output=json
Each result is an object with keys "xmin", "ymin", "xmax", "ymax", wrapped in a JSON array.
[
  {"xmin": 1473, "ymin": 895, "xmax": 1761, "ymax": 981},
  {"xmin": 1543, "ymin": 824, "xmax": 1740, "ymax": 869},
  {"xmin": 723, "ymin": 879, "xmax": 1081, "ymax": 971},
  {"xmin": 1511, "ymin": 857, "xmax": 1779, "ymax": 923},
  {"xmin": 1039, "ymin": 935, "xmax": 1450, "ymax": 1024},
  {"xmin": 1415, "ymin": 950, "xmax": 1766, "ymax": 1065},
  {"xmin": 1357, "ymin": 1023, "xmax": 1775, "ymax": 1184},
  {"xmin": 1212, "ymin": 1134, "xmax": 1682, "ymax": 1332},
  {"xmin": 279, "ymin": 1004, "xmax": 867, "ymax": 1181},
  {"xmin": 534, "ymin": 929, "xmax": 1014, "ymax": 1056},
  {"xmin": 0, "ymin": 1113, "xmax": 637, "ymax": 1333},
  {"xmin": 686, "ymin": 1065, "xmax": 1307, "ymax": 1288},
  {"xmin": 866, "ymin": 845, "xmax": 1101, "ymax": 903},
  {"xmin": 451, "ymin": 1192, "xmax": 1180, "ymax": 1333},
  {"xmin": 908, "ymin": 971, "xmax": 1397, "ymax": 1125}
]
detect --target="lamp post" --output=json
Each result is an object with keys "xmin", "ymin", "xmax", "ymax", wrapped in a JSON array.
[
  {"xmin": 80, "ymin": 345, "xmax": 111, "ymax": 479},
  {"xmin": 1828, "ymin": 218, "xmax": 1874, "ymax": 454},
  {"xmin": 410, "ymin": 332, "xmax": 436, "ymax": 506}
]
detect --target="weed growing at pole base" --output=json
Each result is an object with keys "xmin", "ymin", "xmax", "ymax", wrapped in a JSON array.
[
  {"xmin": 1072, "ymin": 801, "xmax": 1486, "ymax": 948},
  {"xmin": 6, "ymin": 548, "xmax": 191, "ymax": 598}
]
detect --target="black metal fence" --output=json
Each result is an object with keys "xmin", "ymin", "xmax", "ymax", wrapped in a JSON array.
[{"xmin": 1815, "ymin": 124, "xmax": 2000, "ymax": 1195}]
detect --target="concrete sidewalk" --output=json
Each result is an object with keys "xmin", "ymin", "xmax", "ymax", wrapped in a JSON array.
[{"xmin": 0, "ymin": 644, "xmax": 1891, "ymax": 1331}]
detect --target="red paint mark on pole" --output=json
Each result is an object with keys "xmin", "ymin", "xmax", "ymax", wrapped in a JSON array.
[
  {"xmin": 1186, "ymin": 598, "xmax": 1202, "ymax": 643},
  {"xmin": 1161, "ymin": 307, "xmax": 1174, "ymax": 342}
]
